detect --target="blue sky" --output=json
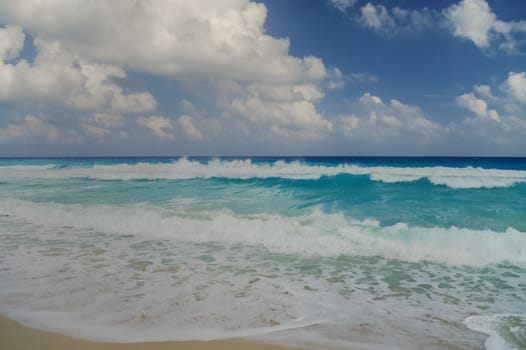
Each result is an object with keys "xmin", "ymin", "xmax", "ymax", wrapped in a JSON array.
[{"xmin": 0, "ymin": 0, "xmax": 525, "ymax": 156}]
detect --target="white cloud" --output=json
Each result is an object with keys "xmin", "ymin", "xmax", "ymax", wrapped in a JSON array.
[
  {"xmin": 502, "ymin": 72, "xmax": 526, "ymax": 104},
  {"xmin": 329, "ymin": 0, "xmax": 359, "ymax": 13},
  {"xmin": 353, "ymin": 0, "xmax": 526, "ymax": 53},
  {"xmin": 497, "ymin": 72, "xmax": 526, "ymax": 118},
  {"xmin": 340, "ymin": 93, "xmax": 439, "ymax": 140},
  {"xmin": 341, "ymin": 114, "xmax": 360, "ymax": 132},
  {"xmin": 0, "ymin": 1, "xmax": 338, "ymax": 143},
  {"xmin": 0, "ymin": 0, "xmax": 328, "ymax": 84},
  {"xmin": 452, "ymin": 73, "xmax": 526, "ymax": 142},
  {"xmin": 324, "ymin": 67, "xmax": 346, "ymax": 90},
  {"xmin": 349, "ymin": 72, "xmax": 380, "ymax": 83},
  {"xmin": 223, "ymin": 80, "xmax": 332, "ymax": 140},
  {"xmin": 138, "ymin": 116, "xmax": 174, "ymax": 139},
  {"xmin": 360, "ymin": 3, "xmax": 396, "ymax": 32},
  {"xmin": 0, "ymin": 115, "xmax": 58, "ymax": 143},
  {"xmin": 444, "ymin": 0, "xmax": 499, "ymax": 48},
  {"xmin": 82, "ymin": 113, "xmax": 126, "ymax": 139},
  {"xmin": 358, "ymin": 3, "xmax": 435, "ymax": 34},
  {"xmin": 360, "ymin": 93, "xmax": 383, "ymax": 105},
  {"xmin": 391, "ymin": 7, "xmax": 436, "ymax": 32},
  {"xmin": 473, "ymin": 84, "xmax": 496, "ymax": 101},
  {"xmin": 456, "ymin": 93, "xmax": 500, "ymax": 122},
  {"xmin": 457, "ymin": 93, "xmax": 487, "ymax": 117},
  {"xmin": 444, "ymin": 0, "xmax": 526, "ymax": 53},
  {"xmin": 0, "ymin": 29, "xmax": 157, "ymax": 113},
  {"xmin": 327, "ymin": 80, "xmax": 345, "ymax": 90},
  {"xmin": 0, "ymin": 24, "xmax": 24, "ymax": 60},
  {"xmin": 109, "ymin": 91, "xmax": 157, "ymax": 114}
]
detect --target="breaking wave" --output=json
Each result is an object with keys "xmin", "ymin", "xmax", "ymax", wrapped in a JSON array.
[
  {"xmin": 1, "ymin": 158, "xmax": 526, "ymax": 188},
  {"xmin": 1, "ymin": 199, "xmax": 525, "ymax": 267}
]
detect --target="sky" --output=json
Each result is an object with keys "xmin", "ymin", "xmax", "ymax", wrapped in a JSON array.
[{"xmin": 0, "ymin": 0, "xmax": 525, "ymax": 156}]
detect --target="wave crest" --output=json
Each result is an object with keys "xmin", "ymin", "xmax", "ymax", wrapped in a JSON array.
[
  {"xmin": 1, "ymin": 158, "xmax": 526, "ymax": 188},
  {"xmin": 1, "ymin": 199, "xmax": 525, "ymax": 267}
]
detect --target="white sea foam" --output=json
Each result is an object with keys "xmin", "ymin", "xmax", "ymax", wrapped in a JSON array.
[
  {"xmin": 1, "ymin": 158, "xmax": 525, "ymax": 188},
  {"xmin": 2, "ymin": 308, "xmax": 318, "ymax": 343},
  {"xmin": 464, "ymin": 314, "xmax": 526, "ymax": 350},
  {"xmin": 1, "ymin": 199, "xmax": 524, "ymax": 348},
  {"xmin": 1, "ymin": 199, "xmax": 524, "ymax": 267}
]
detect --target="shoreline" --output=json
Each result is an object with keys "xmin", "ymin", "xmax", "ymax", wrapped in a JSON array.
[{"xmin": 0, "ymin": 315, "xmax": 299, "ymax": 350}]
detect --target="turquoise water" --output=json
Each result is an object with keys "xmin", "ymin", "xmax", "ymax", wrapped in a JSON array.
[{"xmin": 0, "ymin": 157, "xmax": 525, "ymax": 349}]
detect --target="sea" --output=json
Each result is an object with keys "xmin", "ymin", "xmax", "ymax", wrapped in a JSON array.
[{"xmin": 0, "ymin": 157, "xmax": 525, "ymax": 350}]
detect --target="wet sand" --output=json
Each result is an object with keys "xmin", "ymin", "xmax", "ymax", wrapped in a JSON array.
[{"xmin": 0, "ymin": 315, "xmax": 298, "ymax": 350}]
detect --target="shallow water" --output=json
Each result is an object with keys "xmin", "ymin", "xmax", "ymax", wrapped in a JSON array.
[{"xmin": 0, "ymin": 157, "xmax": 525, "ymax": 349}]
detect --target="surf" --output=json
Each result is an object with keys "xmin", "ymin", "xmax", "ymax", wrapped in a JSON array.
[
  {"xmin": 1, "ymin": 198, "xmax": 525, "ymax": 267},
  {"xmin": 1, "ymin": 157, "xmax": 526, "ymax": 188}
]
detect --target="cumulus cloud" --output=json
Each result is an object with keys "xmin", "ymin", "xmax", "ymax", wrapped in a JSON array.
[
  {"xmin": 326, "ymin": 80, "xmax": 345, "ymax": 90},
  {"xmin": 222, "ymin": 80, "xmax": 332, "ymax": 140},
  {"xmin": 329, "ymin": 0, "xmax": 359, "ymax": 13},
  {"xmin": 0, "ymin": 24, "xmax": 24, "ymax": 60},
  {"xmin": 444, "ymin": 0, "xmax": 526, "ymax": 53},
  {"xmin": 352, "ymin": 0, "xmax": 526, "ymax": 54},
  {"xmin": 138, "ymin": 116, "xmax": 174, "ymax": 139},
  {"xmin": 325, "ymin": 71, "xmax": 378, "ymax": 90},
  {"xmin": 349, "ymin": 72, "xmax": 380, "ymax": 83},
  {"xmin": 502, "ymin": 72, "xmax": 526, "ymax": 104},
  {"xmin": 357, "ymin": 3, "xmax": 436, "ymax": 34},
  {"xmin": 473, "ymin": 84, "xmax": 496, "ymax": 102},
  {"xmin": 340, "ymin": 93, "xmax": 439, "ymax": 140},
  {"xmin": 391, "ymin": 7, "xmax": 437, "ymax": 32},
  {"xmin": 456, "ymin": 93, "xmax": 500, "ymax": 122},
  {"xmin": 82, "ymin": 113, "xmax": 127, "ymax": 140},
  {"xmin": 0, "ymin": 27, "xmax": 156, "ymax": 113},
  {"xmin": 0, "ymin": 1, "xmax": 338, "ymax": 143},
  {"xmin": 0, "ymin": 115, "xmax": 58, "ymax": 143},
  {"xmin": 453, "ymin": 72, "xmax": 526, "ymax": 142},
  {"xmin": 444, "ymin": 0, "xmax": 500, "ymax": 48},
  {"xmin": 359, "ymin": 3, "xmax": 396, "ymax": 32},
  {"xmin": 0, "ymin": 0, "xmax": 328, "ymax": 84}
]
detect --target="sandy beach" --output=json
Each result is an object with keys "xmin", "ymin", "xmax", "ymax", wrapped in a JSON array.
[{"xmin": 0, "ymin": 315, "xmax": 298, "ymax": 350}]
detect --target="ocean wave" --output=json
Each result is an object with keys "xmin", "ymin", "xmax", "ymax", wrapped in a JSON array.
[
  {"xmin": 1, "ymin": 199, "xmax": 524, "ymax": 267},
  {"xmin": 1, "ymin": 158, "xmax": 526, "ymax": 188}
]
